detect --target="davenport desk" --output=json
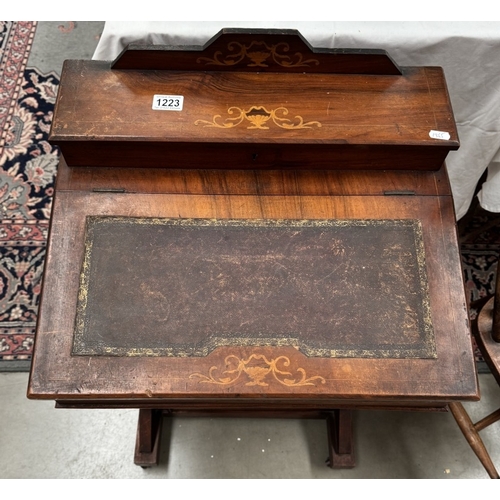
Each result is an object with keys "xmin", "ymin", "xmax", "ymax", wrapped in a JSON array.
[{"xmin": 28, "ymin": 29, "xmax": 479, "ymax": 468}]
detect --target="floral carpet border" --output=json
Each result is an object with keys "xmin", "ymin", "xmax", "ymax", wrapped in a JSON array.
[
  {"xmin": 0, "ymin": 64, "xmax": 59, "ymax": 368},
  {"xmin": 0, "ymin": 22, "xmax": 37, "ymax": 155},
  {"xmin": 0, "ymin": 219, "xmax": 48, "ymax": 368},
  {"xmin": 0, "ymin": 21, "xmax": 53, "ymax": 370}
]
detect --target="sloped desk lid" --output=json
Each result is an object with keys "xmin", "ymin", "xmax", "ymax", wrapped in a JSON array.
[{"xmin": 27, "ymin": 165, "xmax": 478, "ymax": 404}]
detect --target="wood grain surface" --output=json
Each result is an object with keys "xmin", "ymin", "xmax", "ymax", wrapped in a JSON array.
[{"xmin": 49, "ymin": 62, "xmax": 458, "ymax": 169}]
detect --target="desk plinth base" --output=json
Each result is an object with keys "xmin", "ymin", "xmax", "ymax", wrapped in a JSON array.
[{"xmin": 133, "ymin": 408, "xmax": 355, "ymax": 469}]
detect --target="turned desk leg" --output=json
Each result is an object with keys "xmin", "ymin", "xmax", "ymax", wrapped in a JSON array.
[
  {"xmin": 326, "ymin": 409, "xmax": 356, "ymax": 468},
  {"xmin": 134, "ymin": 409, "xmax": 163, "ymax": 467}
]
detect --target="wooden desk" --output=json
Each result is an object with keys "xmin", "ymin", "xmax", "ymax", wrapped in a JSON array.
[{"xmin": 28, "ymin": 29, "xmax": 478, "ymax": 469}]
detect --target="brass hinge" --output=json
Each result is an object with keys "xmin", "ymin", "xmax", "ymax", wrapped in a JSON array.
[
  {"xmin": 383, "ymin": 190, "xmax": 416, "ymax": 196},
  {"xmin": 92, "ymin": 188, "xmax": 126, "ymax": 193}
]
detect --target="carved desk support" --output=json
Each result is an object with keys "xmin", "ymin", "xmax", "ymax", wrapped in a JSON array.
[{"xmin": 133, "ymin": 408, "xmax": 355, "ymax": 469}]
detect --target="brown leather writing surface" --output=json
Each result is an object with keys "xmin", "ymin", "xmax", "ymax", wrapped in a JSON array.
[{"xmin": 74, "ymin": 216, "xmax": 435, "ymax": 359}]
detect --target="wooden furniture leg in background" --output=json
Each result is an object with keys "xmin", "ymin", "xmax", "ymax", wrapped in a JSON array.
[
  {"xmin": 326, "ymin": 409, "xmax": 355, "ymax": 468},
  {"xmin": 447, "ymin": 265, "xmax": 500, "ymax": 479},
  {"xmin": 449, "ymin": 402, "xmax": 499, "ymax": 479},
  {"xmin": 134, "ymin": 409, "xmax": 163, "ymax": 468}
]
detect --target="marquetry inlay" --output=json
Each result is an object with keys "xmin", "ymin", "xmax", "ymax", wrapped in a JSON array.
[
  {"xmin": 196, "ymin": 40, "xmax": 320, "ymax": 68},
  {"xmin": 195, "ymin": 106, "xmax": 322, "ymax": 130},
  {"xmin": 189, "ymin": 353, "xmax": 327, "ymax": 387}
]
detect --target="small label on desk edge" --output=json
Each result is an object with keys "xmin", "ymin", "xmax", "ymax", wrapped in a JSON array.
[
  {"xmin": 152, "ymin": 95, "xmax": 184, "ymax": 111},
  {"xmin": 429, "ymin": 130, "xmax": 450, "ymax": 140}
]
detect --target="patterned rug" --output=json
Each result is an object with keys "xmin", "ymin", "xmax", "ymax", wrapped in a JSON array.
[
  {"xmin": 0, "ymin": 21, "xmax": 59, "ymax": 370},
  {"xmin": 0, "ymin": 21, "xmax": 498, "ymax": 372},
  {"xmin": 459, "ymin": 205, "xmax": 500, "ymax": 372}
]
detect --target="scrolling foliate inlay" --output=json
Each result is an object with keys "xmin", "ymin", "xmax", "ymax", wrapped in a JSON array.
[
  {"xmin": 189, "ymin": 354, "xmax": 326, "ymax": 387},
  {"xmin": 195, "ymin": 106, "xmax": 322, "ymax": 130},
  {"xmin": 196, "ymin": 41, "xmax": 320, "ymax": 68}
]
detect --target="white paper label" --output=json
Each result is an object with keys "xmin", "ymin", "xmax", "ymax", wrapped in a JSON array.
[
  {"xmin": 152, "ymin": 95, "xmax": 184, "ymax": 111},
  {"xmin": 429, "ymin": 130, "xmax": 450, "ymax": 140}
]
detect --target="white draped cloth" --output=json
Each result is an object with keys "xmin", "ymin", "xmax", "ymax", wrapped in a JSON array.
[{"xmin": 92, "ymin": 22, "xmax": 500, "ymax": 219}]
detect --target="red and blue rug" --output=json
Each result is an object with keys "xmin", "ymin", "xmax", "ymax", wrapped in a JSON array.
[
  {"xmin": 0, "ymin": 21, "xmax": 498, "ymax": 371},
  {"xmin": 1, "ymin": 21, "xmax": 59, "ymax": 369}
]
